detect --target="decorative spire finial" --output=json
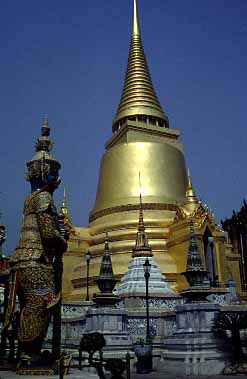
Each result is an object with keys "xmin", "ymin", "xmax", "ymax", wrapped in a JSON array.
[
  {"xmin": 132, "ymin": 173, "xmax": 152, "ymax": 257},
  {"xmin": 188, "ymin": 167, "xmax": 191, "ymax": 180},
  {"xmin": 41, "ymin": 114, "xmax": 50, "ymax": 139},
  {"xmin": 98, "ymin": 233, "xmax": 114, "ymax": 279},
  {"xmin": 112, "ymin": 0, "xmax": 169, "ymax": 132},
  {"xmin": 133, "ymin": 0, "xmax": 140, "ymax": 36},
  {"xmin": 60, "ymin": 188, "xmax": 72, "ymax": 228},
  {"xmin": 185, "ymin": 168, "xmax": 198, "ymax": 204},
  {"xmin": 36, "ymin": 114, "xmax": 52, "ymax": 152},
  {"xmin": 61, "ymin": 188, "xmax": 68, "ymax": 215},
  {"xmin": 43, "ymin": 113, "xmax": 49, "ymax": 127},
  {"xmin": 104, "ymin": 231, "xmax": 109, "ymax": 251},
  {"xmin": 138, "ymin": 172, "xmax": 145, "ymax": 232}
]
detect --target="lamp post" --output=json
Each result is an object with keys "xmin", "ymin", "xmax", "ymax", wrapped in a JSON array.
[
  {"xmin": 85, "ymin": 251, "xmax": 91, "ymax": 301},
  {"xmin": 143, "ymin": 258, "xmax": 151, "ymax": 339}
]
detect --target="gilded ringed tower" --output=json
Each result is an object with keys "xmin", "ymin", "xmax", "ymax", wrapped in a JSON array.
[{"xmin": 63, "ymin": 0, "xmax": 235, "ymax": 301}]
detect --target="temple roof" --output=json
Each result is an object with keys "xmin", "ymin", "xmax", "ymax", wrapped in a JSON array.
[
  {"xmin": 112, "ymin": 0, "xmax": 169, "ymax": 131},
  {"xmin": 173, "ymin": 170, "xmax": 217, "ymax": 227}
]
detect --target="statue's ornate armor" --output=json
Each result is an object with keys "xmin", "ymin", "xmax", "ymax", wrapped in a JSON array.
[
  {"xmin": 3, "ymin": 189, "xmax": 66, "ymax": 352},
  {"xmin": 11, "ymin": 190, "xmax": 64, "ymax": 267}
]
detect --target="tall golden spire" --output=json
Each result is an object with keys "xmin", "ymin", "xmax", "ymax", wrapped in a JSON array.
[
  {"xmin": 185, "ymin": 169, "xmax": 198, "ymax": 204},
  {"xmin": 112, "ymin": 0, "xmax": 169, "ymax": 132}
]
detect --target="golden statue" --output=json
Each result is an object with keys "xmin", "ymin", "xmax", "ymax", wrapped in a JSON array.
[{"xmin": 2, "ymin": 117, "xmax": 68, "ymax": 368}]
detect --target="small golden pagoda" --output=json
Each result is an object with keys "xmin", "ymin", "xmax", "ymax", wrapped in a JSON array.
[
  {"xmin": 62, "ymin": 0, "xmax": 243, "ymax": 301},
  {"xmin": 168, "ymin": 170, "xmax": 230, "ymax": 292}
]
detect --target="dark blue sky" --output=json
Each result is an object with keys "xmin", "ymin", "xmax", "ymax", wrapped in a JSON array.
[{"xmin": 0, "ymin": 0, "xmax": 246, "ymax": 254}]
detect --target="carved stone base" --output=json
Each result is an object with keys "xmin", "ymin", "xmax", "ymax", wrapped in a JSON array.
[
  {"xmin": 85, "ymin": 307, "xmax": 132, "ymax": 350},
  {"xmin": 16, "ymin": 355, "xmax": 56, "ymax": 376},
  {"xmin": 162, "ymin": 303, "xmax": 229, "ymax": 376},
  {"xmin": 16, "ymin": 368, "xmax": 54, "ymax": 376},
  {"xmin": 15, "ymin": 353, "xmax": 72, "ymax": 376},
  {"xmin": 93, "ymin": 292, "xmax": 121, "ymax": 307}
]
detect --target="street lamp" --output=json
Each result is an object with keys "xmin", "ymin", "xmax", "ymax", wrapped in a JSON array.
[
  {"xmin": 143, "ymin": 258, "xmax": 151, "ymax": 339},
  {"xmin": 85, "ymin": 251, "xmax": 91, "ymax": 301}
]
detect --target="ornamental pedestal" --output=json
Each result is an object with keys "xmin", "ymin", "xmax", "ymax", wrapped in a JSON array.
[
  {"xmin": 162, "ymin": 303, "xmax": 229, "ymax": 376},
  {"xmin": 161, "ymin": 222, "xmax": 229, "ymax": 376},
  {"xmin": 85, "ymin": 307, "xmax": 132, "ymax": 352}
]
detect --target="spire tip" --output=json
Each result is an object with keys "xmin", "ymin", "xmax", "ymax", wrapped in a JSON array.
[
  {"xmin": 42, "ymin": 113, "xmax": 49, "ymax": 128},
  {"xmin": 113, "ymin": 0, "xmax": 168, "ymax": 130},
  {"xmin": 133, "ymin": 0, "xmax": 140, "ymax": 36},
  {"xmin": 185, "ymin": 168, "xmax": 198, "ymax": 204}
]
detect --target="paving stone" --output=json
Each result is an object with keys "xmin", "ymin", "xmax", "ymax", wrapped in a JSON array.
[{"xmin": 0, "ymin": 369, "xmax": 244, "ymax": 379}]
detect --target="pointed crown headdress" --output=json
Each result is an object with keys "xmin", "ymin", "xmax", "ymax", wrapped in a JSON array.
[{"xmin": 26, "ymin": 116, "xmax": 61, "ymax": 183}]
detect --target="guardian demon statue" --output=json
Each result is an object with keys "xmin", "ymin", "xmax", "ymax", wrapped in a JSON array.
[{"xmin": 2, "ymin": 118, "xmax": 68, "ymax": 367}]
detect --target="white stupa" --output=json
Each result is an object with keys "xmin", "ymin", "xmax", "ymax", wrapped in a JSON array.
[{"xmin": 115, "ymin": 193, "xmax": 177, "ymax": 299}]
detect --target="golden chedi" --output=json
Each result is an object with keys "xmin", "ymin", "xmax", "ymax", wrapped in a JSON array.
[
  {"xmin": 62, "ymin": 0, "xmax": 239, "ymax": 301},
  {"xmin": 88, "ymin": 0, "xmax": 187, "ymax": 289}
]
